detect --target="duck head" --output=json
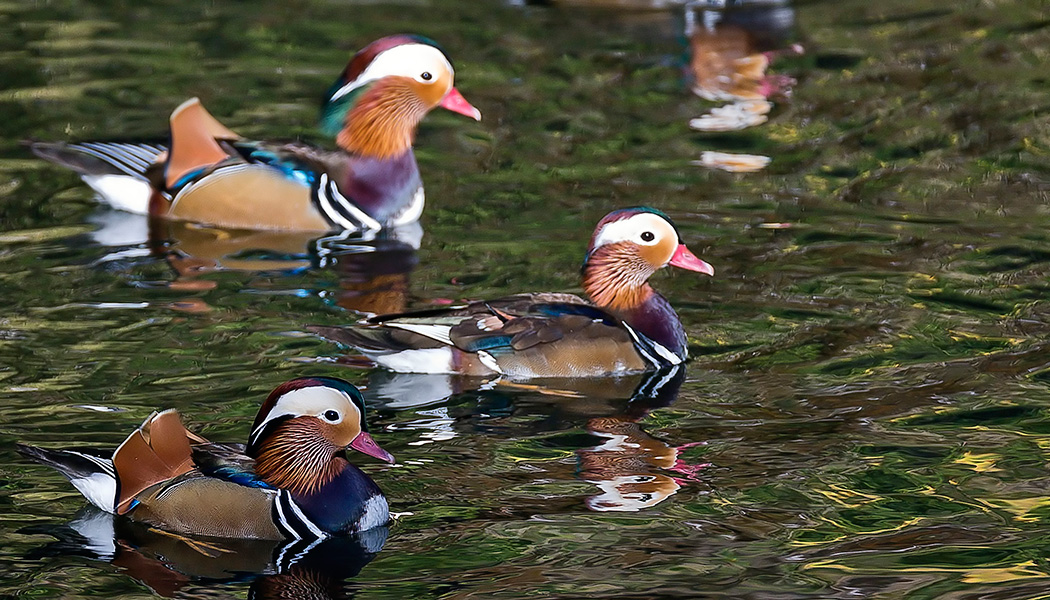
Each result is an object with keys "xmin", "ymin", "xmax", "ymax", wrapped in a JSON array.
[
  {"xmin": 320, "ymin": 35, "xmax": 481, "ymax": 159},
  {"xmin": 247, "ymin": 377, "xmax": 394, "ymax": 495},
  {"xmin": 582, "ymin": 208, "xmax": 714, "ymax": 312}
]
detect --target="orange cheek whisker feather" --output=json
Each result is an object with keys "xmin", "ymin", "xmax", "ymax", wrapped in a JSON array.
[
  {"xmin": 339, "ymin": 81, "xmax": 427, "ymax": 159},
  {"xmin": 583, "ymin": 244, "xmax": 655, "ymax": 313},
  {"xmin": 253, "ymin": 421, "xmax": 344, "ymax": 496}
]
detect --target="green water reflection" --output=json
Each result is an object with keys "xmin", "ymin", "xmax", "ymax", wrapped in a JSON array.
[{"xmin": 3, "ymin": 0, "xmax": 1050, "ymax": 598}]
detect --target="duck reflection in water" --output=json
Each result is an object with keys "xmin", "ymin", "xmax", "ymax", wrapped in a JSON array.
[
  {"xmin": 354, "ymin": 365, "xmax": 708, "ymax": 510},
  {"xmin": 88, "ymin": 209, "xmax": 419, "ymax": 315},
  {"xmin": 686, "ymin": 0, "xmax": 803, "ymax": 172},
  {"xmin": 577, "ymin": 365, "xmax": 709, "ymax": 511},
  {"xmin": 23, "ymin": 506, "xmax": 386, "ymax": 599},
  {"xmin": 686, "ymin": 0, "xmax": 801, "ymax": 105}
]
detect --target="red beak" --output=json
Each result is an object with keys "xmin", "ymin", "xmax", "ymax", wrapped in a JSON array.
[
  {"xmin": 349, "ymin": 432, "xmax": 395, "ymax": 464},
  {"xmin": 439, "ymin": 87, "xmax": 482, "ymax": 121},
  {"xmin": 669, "ymin": 244, "xmax": 715, "ymax": 276}
]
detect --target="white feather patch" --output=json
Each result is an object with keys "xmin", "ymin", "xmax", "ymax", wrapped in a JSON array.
[
  {"xmin": 392, "ymin": 186, "xmax": 425, "ymax": 227},
  {"xmin": 476, "ymin": 351, "xmax": 503, "ymax": 374},
  {"xmin": 592, "ymin": 213, "xmax": 675, "ymax": 249},
  {"xmin": 357, "ymin": 494, "xmax": 390, "ymax": 532},
  {"xmin": 82, "ymin": 175, "xmax": 151, "ymax": 214},
  {"xmin": 368, "ymin": 348, "xmax": 454, "ymax": 374},
  {"xmin": 70, "ymin": 472, "xmax": 117, "ymax": 513},
  {"xmin": 249, "ymin": 386, "xmax": 360, "ymax": 448}
]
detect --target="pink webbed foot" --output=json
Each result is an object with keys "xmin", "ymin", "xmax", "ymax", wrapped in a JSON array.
[
  {"xmin": 758, "ymin": 74, "xmax": 797, "ymax": 98},
  {"xmin": 667, "ymin": 441, "xmax": 711, "ymax": 482}
]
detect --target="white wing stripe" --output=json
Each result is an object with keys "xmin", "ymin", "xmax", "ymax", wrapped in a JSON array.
[
  {"xmin": 80, "ymin": 142, "xmax": 152, "ymax": 171},
  {"xmin": 69, "ymin": 145, "xmax": 147, "ymax": 178},
  {"xmin": 315, "ymin": 173, "xmax": 384, "ymax": 232},
  {"xmin": 387, "ymin": 322, "xmax": 453, "ymax": 346}
]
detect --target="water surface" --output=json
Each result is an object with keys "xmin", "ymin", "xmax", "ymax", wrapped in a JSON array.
[{"xmin": 3, "ymin": 0, "xmax": 1050, "ymax": 598}]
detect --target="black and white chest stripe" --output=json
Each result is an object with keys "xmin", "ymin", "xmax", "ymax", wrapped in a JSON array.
[
  {"xmin": 272, "ymin": 490, "xmax": 329, "ymax": 541},
  {"xmin": 622, "ymin": 323, "xmax": 684, "ymax": 369},
  {"xmin": 312, "ymin": 173, "xmax": 382, "ymax": 233},
  {"xmin": 312, "ymin": 174, "xmax": 424, "ymax": 232}
]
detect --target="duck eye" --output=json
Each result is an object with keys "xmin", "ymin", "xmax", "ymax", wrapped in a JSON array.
[
  {"xmin": 323, "ymin": 410, "xmax": 340, "ymax": 422},
  {"xmin": 420, "ymin": 71, "xmax": 433, "ymax": 81},
  {"xmin": 640, "ymin": 231, "xmax": 655, "ymax": 242}
]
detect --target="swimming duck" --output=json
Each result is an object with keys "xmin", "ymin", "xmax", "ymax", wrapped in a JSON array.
[
  {"xmin": 29, "ymin": 35, "xmax": 481, "ymax": 233},
  {"xmin": 17, "ymin": 377, "xmax": 394, "ymax": 540},
  {"xmin": 311, "ymin": 208, "xmax": 715, "ymax": 378}
]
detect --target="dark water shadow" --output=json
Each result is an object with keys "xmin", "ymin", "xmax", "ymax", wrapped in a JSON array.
[
  {"xmin": 22, "ymin": 507, "xmax": 386, "ymax": 599},
  {"xmin": 74, "ymin": 208, "xmax": 420, "ymax": 315}
]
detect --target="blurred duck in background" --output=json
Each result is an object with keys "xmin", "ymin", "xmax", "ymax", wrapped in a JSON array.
[
  {"xmin": 686, "ymin": 0, "xmax": 801, "ymax": 104},
  {"xmin": 30, "ymin": 35, "xmax": 480, "ymax": 234}
]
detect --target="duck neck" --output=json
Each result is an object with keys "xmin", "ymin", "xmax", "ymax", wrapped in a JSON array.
[
  {"xmin": 340, "ymin": 151, "xmax": 422, "ymax": 224},
  {"xmin": 583, "ymin": 252, "xmax": 687, "ymax": 360},
  {"xmin": 622, "ymin": 292, "xmax": 688, "ymax": 361},
  {"xmin": 286, "ymin": 461, "xmax": 387, "ymax": 535},
  {"xmin": 253, "ymin": 421, "xmax": 345, "ymax": 496}
]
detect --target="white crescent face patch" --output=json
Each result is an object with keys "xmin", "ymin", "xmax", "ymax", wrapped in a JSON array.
[
  {"xmin": 592, "ymin": 213, "xmax": 678, "ymax": 250},
  {"xmin": 330, "ymin": 44, "xmax": 454, "ymax": 102},
  {"xmin": 249, "ymin": 386, "xmax": 361, "ymax": 447}
]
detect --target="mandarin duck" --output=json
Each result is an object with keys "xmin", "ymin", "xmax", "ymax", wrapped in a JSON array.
[
  {"xmin": 17, "ymin": 377, "xmax": 394, "ymax": 540},
  {"xmin": 29, "ymin": 35, "xmax": 480, "ymax": 233},
  {"xmin": 311, "ymin": 208, "xmax": 714, "ymax": 378}
]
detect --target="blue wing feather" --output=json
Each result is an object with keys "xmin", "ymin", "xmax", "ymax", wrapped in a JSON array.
[
  {"xmin": 208, "ymin": 467, "xmax": 275, "ymax": 489},
  {"xmin": 459, "ymin": 335, "xmax": 515, "ymax": 353},
  {"xmin": 245, "ymin": 148, "xmax": 317, "ymax": 186},
  {"xmin": 192, "ymin": 443, "xmax": 276, "ymax": 490},
  {"xmin": 452, "ymin": 302, "xmax": 620, "ymax": 355},
  {"xmin": 531, "ymin": 302, "xmax": 618, "ymax": 326}
]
